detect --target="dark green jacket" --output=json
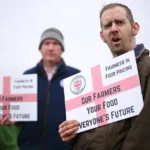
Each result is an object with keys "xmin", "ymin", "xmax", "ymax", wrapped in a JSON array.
[{"xmin": 0, "ymin": 126, "xmax": 20, "ymax": 150}]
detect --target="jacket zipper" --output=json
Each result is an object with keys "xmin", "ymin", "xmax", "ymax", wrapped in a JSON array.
[{"xmin": 40, "ymin": 80, "xmax": 51, "ymax": 150}]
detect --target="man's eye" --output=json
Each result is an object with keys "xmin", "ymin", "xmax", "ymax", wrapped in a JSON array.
[
  {"xmin": 104, "ymin": 23, "xmax": 111, "ymax": 29},
  {"xmin": 116, "ymin": 21, "xmax": 124, "ymax": 25},
  {"xmin": 54, "ymin": 42, "xmax": 58, "ymax": 45},
  {"xmin": 53, "ymin": 42, "xmax": 59, "ymax": 45},
  {"xmin": 44, "ymin": 42, "xmax": 50, "ymax": 45}
]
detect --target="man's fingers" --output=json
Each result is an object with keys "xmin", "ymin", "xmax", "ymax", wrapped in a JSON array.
[
  {"xmin": 59, "ymin": 120, "xmax": 76, "ymax": 128},
  {"xmin": 59, "ymin": 127, "xmax": 78, "ymax": 137},
  {"xmin": 62, "ymin": 134, "xmax": 77, "ymax": 142},
  {"xmin": 60, "ymin": 126, "xmax": 78, "ymax": 137},
  {"xmin": 0, "ymin": 115, "xmax": 9, "ymax": 125},
  {"xmin": 0, "ymin": 115, "xmax": 15, "ymax": 125},
  {"xmin": 59, "ymin": 121, "xmax": 79, "ymax": 134},
  {"xmin": 59, "ymin": 120, "xmax": 80, "ymax": 142}
]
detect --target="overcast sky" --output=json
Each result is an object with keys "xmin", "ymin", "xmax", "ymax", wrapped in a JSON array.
[{"xmin": 0, "ymin": 0, "xmax": 150, "ymax": 76}]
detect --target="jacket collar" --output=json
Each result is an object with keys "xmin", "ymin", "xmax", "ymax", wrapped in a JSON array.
[
  {"xmin": 134, "ymin": 44, "xmax": 145, "ymax": 58},
  {"xmin": 36, "ymin": 58, "xmax": 68, "ymax": 80}
]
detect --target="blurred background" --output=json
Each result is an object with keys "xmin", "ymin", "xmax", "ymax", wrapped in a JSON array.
[{"xmin": 0, "ymin": 0, "xmax": 149, "ymax": 75}]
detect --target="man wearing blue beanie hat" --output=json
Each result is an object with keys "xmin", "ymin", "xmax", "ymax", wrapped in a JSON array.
[{"xmin": 0, "ymin": 27, "xmax": 80, "ymax": 150}]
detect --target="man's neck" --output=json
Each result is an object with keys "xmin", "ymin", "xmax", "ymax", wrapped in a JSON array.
[{"xmin": 43, "ymin": 61, "xmax": 57, "ymax": 73}]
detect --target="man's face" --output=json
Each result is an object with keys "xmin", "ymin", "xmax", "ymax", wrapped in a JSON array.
[
  {"xmin": 100, "ymin": 6, "xmax": 139, "ymax": 56},
  {"xmin": 40, "ymin": 39, "xmax": 63, "ymax": 63}
]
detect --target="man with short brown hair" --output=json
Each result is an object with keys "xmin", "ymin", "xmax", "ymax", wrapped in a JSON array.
[{"xmin": 59, "ymin": 3, "xmax": 150, "ymax": 150}]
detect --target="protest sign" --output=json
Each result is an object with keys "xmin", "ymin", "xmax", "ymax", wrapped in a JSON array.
[
  {"xmin": 0, "ymin": 74, "xmax": 37, "ymax": 121},
  {"xmin": 64, "ymin": 51, "xmax": 143, "ymax": 133}
]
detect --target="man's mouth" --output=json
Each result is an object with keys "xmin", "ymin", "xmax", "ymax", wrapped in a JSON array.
[{"xmin": 112, "ymin": 37, "xmax": 121, "ymax": 44}]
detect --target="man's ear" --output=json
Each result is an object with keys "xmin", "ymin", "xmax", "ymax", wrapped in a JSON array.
[
  {"xmin": 100, "ymin": 31, "xmax": 106, "ymax": 43},
  {"xmin": 132, "ymin": 22, "xmax": 140, "ymax": 36}
]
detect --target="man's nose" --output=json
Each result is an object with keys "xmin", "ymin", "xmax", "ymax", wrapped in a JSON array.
[
  {"xmin": 48, "ymin": 43, "xmax": 54, "ymax": 50},
  {"xmin": 111, "ymin": 23, "xmax": 119, "ymax": 33}
]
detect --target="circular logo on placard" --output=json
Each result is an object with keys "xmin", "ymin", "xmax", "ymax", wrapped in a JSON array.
[{"xmin": 70, "ymin": 75, "xmax": 86, "ymax": 95}]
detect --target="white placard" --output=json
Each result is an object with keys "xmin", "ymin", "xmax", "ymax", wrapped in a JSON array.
[
  {"xmin": 64, "ymin": 51, "xmax": 143, "ymax": 133},
  {"xmin": 0, "ymin": 74, "xmax": 37, "ymax": 121}
]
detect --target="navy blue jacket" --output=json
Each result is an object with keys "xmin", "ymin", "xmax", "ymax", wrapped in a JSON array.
[{"xmin": 18, "ymin": 60, "xmax": 80, "ymax": 150}]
